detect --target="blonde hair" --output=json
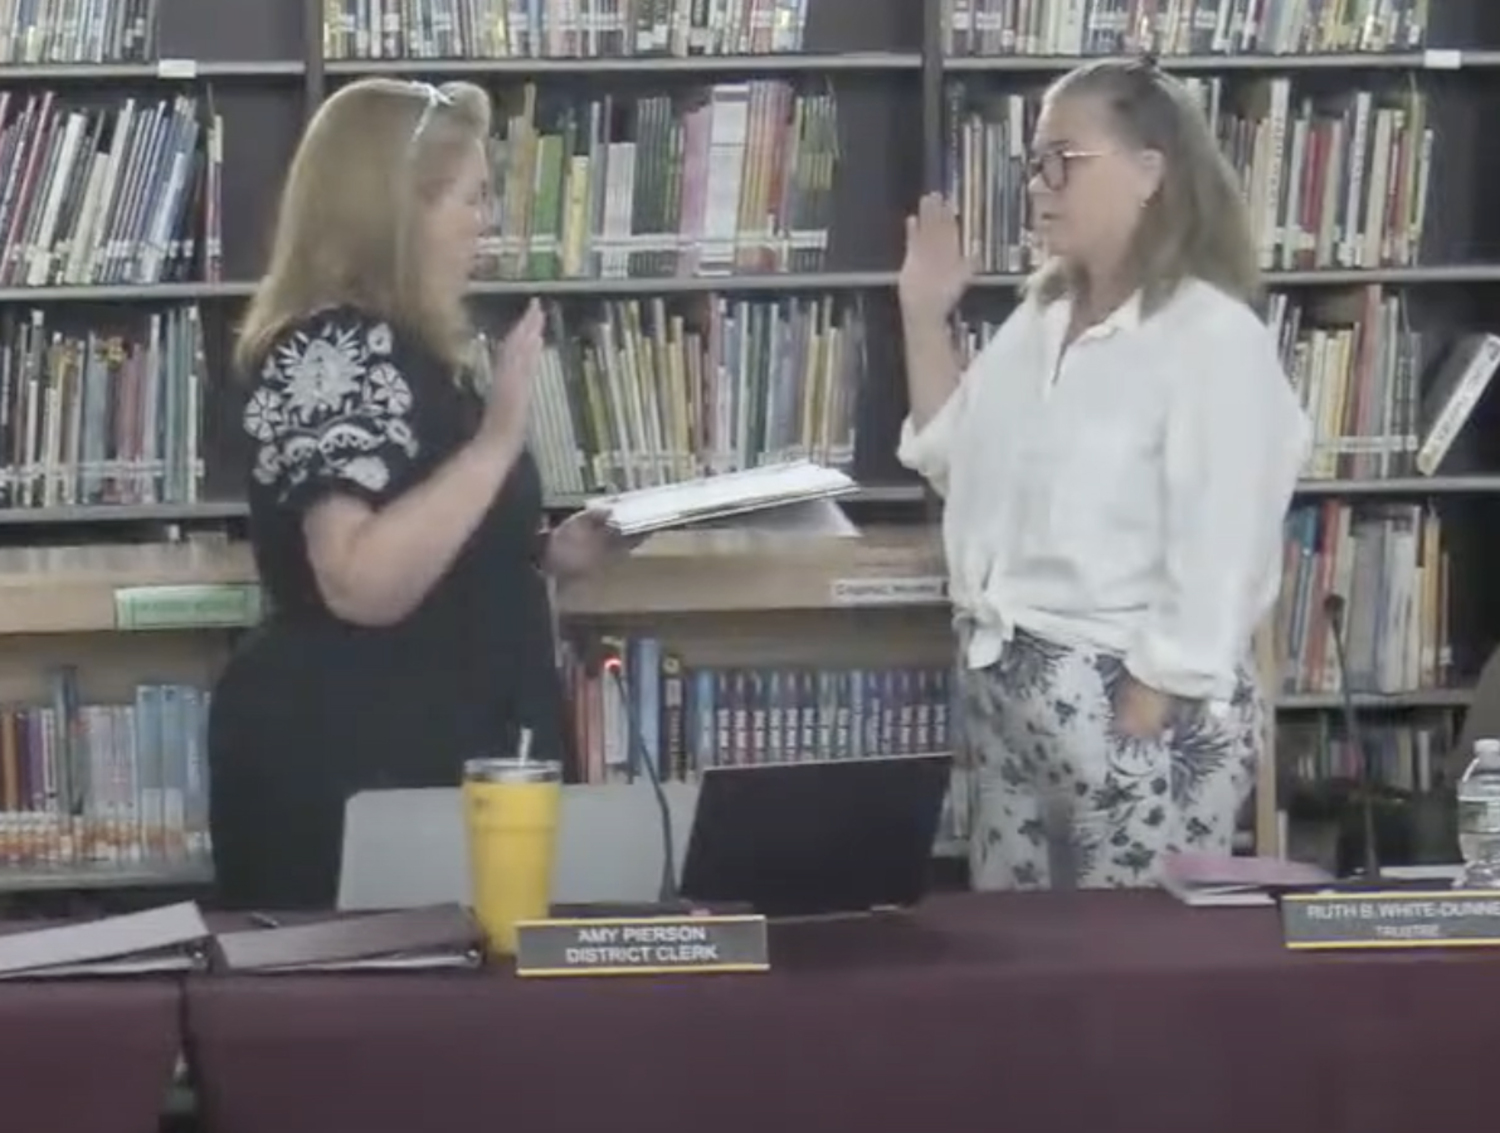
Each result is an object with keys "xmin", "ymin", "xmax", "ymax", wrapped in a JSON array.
[
  {"xmin": 1027, "ymin": 58, "xmax": 1260, "ymax": 313},
  {"xmin": 235, "ymin": 77, "xmax": 491, "ymax": 375}
]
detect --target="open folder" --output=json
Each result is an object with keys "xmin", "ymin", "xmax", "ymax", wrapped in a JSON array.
[
  {"xmin": 0, "ymin": 901, "xmax": 211, "ymax": 979},
  {"xmin": 213, "ymin": 904, "xmax": 483, "ymax": 973},
  {"xmin": 587, "ymin": 460, "xmax": 858, "ymax": 537}
]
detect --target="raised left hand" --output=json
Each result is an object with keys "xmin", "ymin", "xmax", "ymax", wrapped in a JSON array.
[
  {"xmin": 1113, "ymin": 674, "xmax": 1174, "ymax": 740},
  {"xmin": 544, "ymin": 510, "xmax": 635, "ymax": 579}
]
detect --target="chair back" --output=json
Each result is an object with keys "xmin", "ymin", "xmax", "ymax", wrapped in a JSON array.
[{"xmin": 337, "ymin": 783, "xmax": 700, "ymax": 911}]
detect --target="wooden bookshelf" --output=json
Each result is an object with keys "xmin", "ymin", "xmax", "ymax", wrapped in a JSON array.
[
  {"xmin": 0, "ymin": 529, "xmax": 943, "ymax": 631},
  {"xmin": 0, "ymin": 543, "xmax": 257, "ymax": 636},
  {"xmin": 560, "ymin": 527, "xmax": 945, "ymax": 614}
]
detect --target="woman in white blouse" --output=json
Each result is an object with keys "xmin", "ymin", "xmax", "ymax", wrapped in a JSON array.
[{"xmin": 898, "ymin": 57, "xmax": 1310, "ymax": 890}]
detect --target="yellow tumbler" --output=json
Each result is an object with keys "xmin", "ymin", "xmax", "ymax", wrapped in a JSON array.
[{"xmin": 461, "ymin": 754, "xmax": 562, "ymax": 957}]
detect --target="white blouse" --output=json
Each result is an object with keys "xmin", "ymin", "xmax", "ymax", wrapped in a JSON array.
[{"xmin": 899, "ymin": 278, "xmax": 1311, "ymax": 701}]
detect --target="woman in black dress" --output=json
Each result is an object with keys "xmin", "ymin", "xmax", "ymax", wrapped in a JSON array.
[{"xmin": 208, "ymin": 78, "xmax": 625, "ymax": 909}]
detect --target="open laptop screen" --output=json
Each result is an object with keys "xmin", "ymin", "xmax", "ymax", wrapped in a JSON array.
[{"xmin": 679, "ymin": 753, "xmax": 953, "ymax": 917}]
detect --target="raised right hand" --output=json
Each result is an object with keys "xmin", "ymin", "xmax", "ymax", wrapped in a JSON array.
[
  {"xmin": 898, "ymin": 193, "xmax": 972, "ymax": 321},
  {"xmin": 482, "ymin": 298, "xmax": 543, "ymax": 447}
]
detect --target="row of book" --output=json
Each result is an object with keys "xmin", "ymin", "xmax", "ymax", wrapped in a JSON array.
[
  {"xmin": 0, "ymin": 76, "xmax": 1444, "ymax": 289},
  {"xmin": 946, "ymin": 81, "xmax": 1431, "ymax": 274},
  {"xmin": 1280, "ymin": 717, "xmax": 1451, "ymax": 794},
  {"xmin": 1277, "ymin": 501, "xmax": 1449, "ymax": 696},
  {"xmin": 3, "ymin": 0, "xmax": 1428, "ymax": 65},
  {"xmin": 1264, "ymin": 287, "xmax": 1421, "ymax": 483},
  {"xmin": 0, "ymin": 304, "xmax": 205, "ymax": 509},
  {"xmin": 517, "ymin": 294, "xmax": 860, "ymax": 495},
  {"xmin": 0, "ymin": 0, "xmax": 156, "ymax": 64},
  {"xmin": 0, "ymin": 82, "xmax": 831, "ymax": 286},
  {"xmin": 0, "ymin": 671, "xmax": 210, "ymax": 871},
  {"xmin": 324, "ymin": 0, "xmax": 812, "ymax": 59},
  {"xmin": 0, "ymin": 91, "xmax": 224, "ymax": 287},
  {"xmin": 942, "ymin": 0, "xmax": 1426, "ymax": 56},
  {"xmin": 564, "ymin": 639, "xmax": 957, "ymax": 784},
  {"xmin": 0, "ymin": 287, "xmax": 1480, "ymax": 509},
  {"xmin": 478, "ymin": 81, "xmax": 837, "ymax": 281},
  {"xmin": 560, "ymin": 639, "xmax": 972, "ymax": 849}
]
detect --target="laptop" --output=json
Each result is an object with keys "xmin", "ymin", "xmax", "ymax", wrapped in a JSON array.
[{"xmin": 679, "ymin": 753, "xmax": 953, "ymax": 917}]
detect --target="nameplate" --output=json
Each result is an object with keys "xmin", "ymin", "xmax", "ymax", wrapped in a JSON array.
[
  {"xmin": 114, "ymin": 584, "xmax": 263, "ymax": 630},
  {"xmin": 513, "ymin": 914, "xmax": 769, "ymax": 977},
  {"xmin": 1281, "ymin": 890, "xmax": 1500, "ymax": 949}
]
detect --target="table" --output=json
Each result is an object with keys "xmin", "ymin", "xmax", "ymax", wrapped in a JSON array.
[
  {"xmin": 186, "ymin": 890, "xmax": 1500, "ymax": 1133},
  {"xmin": 0, "ymin": 978, "xmax": 183, "ymax": 1133}
]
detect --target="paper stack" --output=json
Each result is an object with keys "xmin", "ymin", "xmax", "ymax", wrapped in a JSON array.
[{"xmin": 587, "ymin": 460, "xmax": 858, "ymax": 537}]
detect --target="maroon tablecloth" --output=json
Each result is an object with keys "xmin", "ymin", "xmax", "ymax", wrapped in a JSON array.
[
  {"xmin": 0, "ymin": 978, "xmax": 183, "ymax": 1133},
  {"xmin": 186, "ymin": 890, "xmax": 1500, "ymax": 1133}
]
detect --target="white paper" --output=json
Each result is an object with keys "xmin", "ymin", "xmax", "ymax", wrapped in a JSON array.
[
  {"xmin": 588, "ymin": 461, "xmax": 857, "ymax": 536},
  {"xmin": 697, "ymin": 496, "xmax": 859, "ymax": 536}
]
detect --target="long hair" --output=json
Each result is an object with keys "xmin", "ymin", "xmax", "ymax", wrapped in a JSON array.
[
  {"xmin": 234, "ymin": 78, "xmax": 491, "ymax": 376},
  {"xmin": 1027, "ymin": 58, "xmax": 1260, "ymax": 312}
]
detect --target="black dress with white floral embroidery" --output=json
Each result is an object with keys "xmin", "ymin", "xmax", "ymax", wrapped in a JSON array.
[{"xmin": 208, "ymin": 306, "xmax": 566, "ymax": 909}]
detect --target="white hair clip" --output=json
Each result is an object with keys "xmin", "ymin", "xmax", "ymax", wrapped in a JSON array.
[{"xmin": 409, "ymin": 81, "xmax": 454, "ymax": 150}]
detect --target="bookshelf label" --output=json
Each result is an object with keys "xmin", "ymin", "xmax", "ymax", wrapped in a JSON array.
[
  {"xmin": 1281, "ymin": 891, "xmax": 1500, "ymax": 950},
  {"xmin": 1423, "ymin": 49, "xmax": 1461, "ymax": 70},
  {"xmin": 830, "ymin": 576, "xmax": 947, "ymax": 606},
  {"xmin": 113, "ymin": 584, "xmax": 262, "ymax": 630},
  {"xmin": 514, "ymin": 914, "xmax": 769, "ymax": 978},
  {"xmin": 156, "ymin": 58, "xmax": 199, "ymax": 78}
]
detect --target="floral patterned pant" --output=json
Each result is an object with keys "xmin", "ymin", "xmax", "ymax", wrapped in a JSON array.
[{"xmin": 957, "ymin": 627, "xmax": 1264, "ymax": 890}]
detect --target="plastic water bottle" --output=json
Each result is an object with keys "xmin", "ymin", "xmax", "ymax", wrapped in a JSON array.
[{"xmin": 1455, "ymin": 738, "xmax": 1500, "ymax": 889}]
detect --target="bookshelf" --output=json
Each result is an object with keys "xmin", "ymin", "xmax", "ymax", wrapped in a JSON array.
[{"xmin": 1, "ymin": 0, "xmax": 1499, "ymax": 892}]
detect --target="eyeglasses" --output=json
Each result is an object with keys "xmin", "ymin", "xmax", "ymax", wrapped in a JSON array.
[
  {"xmin": 1026, "ymin": 148, "xmax": 1104, "ymax": 191},
  {"xmin": 408, "ymin": 80, "xmax": 454, "ymax": 152}
]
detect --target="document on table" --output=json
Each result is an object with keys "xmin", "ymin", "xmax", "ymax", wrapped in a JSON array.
[
  {"xmin": 0, "ymin": 901, "xmax": 211, "ymax": 978},
  {"xmin": 1159, "ymin": 851, "xmax": 1333, "ymax": 908},
  {"xmin": 213, "ymin": 904, "xmax": 483, "ymax": 974},
  {"xmin": 586, "ymin": 461, "xmax": 858, "ymax": 537}
]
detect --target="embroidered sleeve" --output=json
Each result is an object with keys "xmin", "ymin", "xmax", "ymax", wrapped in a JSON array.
[{"xmin": 243, "ymin": 314, "xmax": 421, "ymax": 510}]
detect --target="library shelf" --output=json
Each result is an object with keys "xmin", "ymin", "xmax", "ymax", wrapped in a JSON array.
[
  {"xmin": 1277, "ymin": 689, "xmax": 1476, "ymax": 711},
  {"xmin": 0, "ymin": 485, "xmax": 931, "ymax": 527},
  {"xmin": 969, "ymin": 266, "xmax": 1500, "ymax": 290},
  {"xmin": 0, "ymin": 60, "xmax": 305, "ymax": 81},
  {"xmin": 0, "ymin": 543, "xmax": 258, "ymax": 636},
  {"xmin": 0, "ymin": 281, "xmax": 255, "ymax": 303},
  {"xmin": 324, "ymin": 52, "xmax": 923, "ymax": 76},
  {"xmin": 942, "ymin": 51, "xmax": 1500, "ymax": 73},
  {"xmin": 13, "ymin": 476, "xmax": 1500, "ymax": 530},
  {"xmin": 0, "ymin": 535, "xmax": 1477, "ymax": 716},
  {"xmin": 1293, "ymin": 476, "xmax": 1500, "ymax": 497},
  {"xmin": 468, "ymin": 271, "xmax": 902, "ymax": 295},
  {"xmin": 558, "ymin": 526, "xmax": 947, "ymax": 615},
  {"xmin": 0, "ymin": 860, "xmax": 212, "ymax": 894},
  {"xmin": 0, "ymin": 502, "xmax": 253, "ymax": 526},
  {"xmin": 10, "ymin": 267, "xmax": 1500, "ymax": 309},
  {"xmin": 0, "ymin": 274, "xmax": 899, "ymax": 306},
  {"xmin": 0, "ymin": 529, "xmax": 951, "ymax": 633}
]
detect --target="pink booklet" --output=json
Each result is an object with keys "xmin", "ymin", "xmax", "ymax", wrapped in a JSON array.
[{"xmin": 1161, "ymin": 852, "xmax": 1333, "ymax": 907}]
